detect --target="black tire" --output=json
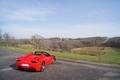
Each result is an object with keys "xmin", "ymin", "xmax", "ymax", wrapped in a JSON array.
[
  {"xmin": 52, "ymin": 57, "xmax": 56, "ymax": 64},
  {"xmin": 40, "ymin": 62, "xmax": 45, "ymax": 72},
  {"xmin": 17, "ymin": 67, "xmax": 21, "ymax": 70}
]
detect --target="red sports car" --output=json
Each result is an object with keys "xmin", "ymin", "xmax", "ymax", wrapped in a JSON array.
[{"xmin": 16, "ymin": 51, "xmax": 56, "ymax": 72}]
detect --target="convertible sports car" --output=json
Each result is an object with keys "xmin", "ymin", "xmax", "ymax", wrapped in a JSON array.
[{"xmin": 16, "ymin": 51, "xmax": 56, "ymax": 72}]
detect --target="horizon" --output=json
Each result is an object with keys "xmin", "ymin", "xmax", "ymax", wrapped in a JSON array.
[
  {"xmin": 0, "ymin": 0, "xmax": 120, "ymax": 39},
  {"xmin": 7, "ymin": 36, "xmax": 119, "ymax": 40}
]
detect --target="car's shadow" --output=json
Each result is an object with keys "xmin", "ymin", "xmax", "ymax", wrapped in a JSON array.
[
  {"xmin": 10, "ymin": 63, "xmax": 16, "ymax": 70},
  {"xmin": 10, "ymin": 63, "xmax": 36, "ymax": 72}
]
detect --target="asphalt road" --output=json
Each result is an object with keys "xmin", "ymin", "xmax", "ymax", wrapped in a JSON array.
[{"xmin": 0, "ymin": 48, "xmax": 120, "ymax": 80}]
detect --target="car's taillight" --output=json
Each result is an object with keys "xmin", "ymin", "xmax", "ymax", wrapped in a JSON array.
[
  {"xmin": 16, "ymin": 58, "xmax": 21, "ymax": 62},
  {"xmin": 31, "ymin": 60, "xmax": 39, "ymax": 63}
]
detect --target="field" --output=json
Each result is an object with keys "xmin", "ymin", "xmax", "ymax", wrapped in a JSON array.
[
  {"xmin": 0, "ymin": 45, "xmax": 120, "ymax": 64},
  {"xmin": 50, "ymin": 47, "xmax": 120, "ymax": 64}
]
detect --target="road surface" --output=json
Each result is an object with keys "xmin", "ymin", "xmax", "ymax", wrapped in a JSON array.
[{"xmin": 0, "ymin": 48, "xmax": 120, "ymax": 80}]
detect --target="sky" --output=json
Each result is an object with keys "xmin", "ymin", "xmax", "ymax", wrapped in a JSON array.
[{"xmin": 0, "ymin": 0, "xmax": 120, "ymax": 39}]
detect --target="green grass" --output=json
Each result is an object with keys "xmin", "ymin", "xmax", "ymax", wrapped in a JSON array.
[
  {"xmin": 0, "ymin": 46, "xmax": 6, "ymax": 48},
  {"xmin": 49, "ymin": 51, "xmax": 99, "ymax": 62},
  {"xmin": 101, "ymin": 48, "xmax": 120, "ymax": 64},
  {"xmin": 48, "ymin": 48, "xmax": 120, "ymax": 64},
  {"xmin": 0, "ymin": 46, "xmax": 120, "ymax": 65},
  {"xmin": 71, "ymin": 47, "xmax": 107, "ymax": 55},
  {"xmin": 8, "ymin": 47, "xmax": 36, "ymax": 53}
]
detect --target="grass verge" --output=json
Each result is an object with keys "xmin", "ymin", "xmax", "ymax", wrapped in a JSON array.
[{"xmin": 0, "ymin": 46, "xmax": 120, "ymax": 65}]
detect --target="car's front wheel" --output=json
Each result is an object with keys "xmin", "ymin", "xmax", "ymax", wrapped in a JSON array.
[
  {"xmin": 52, "ymin": 57, "xmax": 56, "ymax": 64},
  {"xmin": 40, "ymin": 62, "xmax": 45, "ymax": 72}
]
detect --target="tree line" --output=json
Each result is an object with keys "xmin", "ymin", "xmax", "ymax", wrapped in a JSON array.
[
  {"xmin": 103, "ymin": 37, "xmax": 120, "ymax": 47},
  {"xmin": 0, "ymin": 30, "xmax": 18, "ymax": 47},
  {"xmin": 0, "ymin": 29, "xmax": 120, "ymax": 52}
]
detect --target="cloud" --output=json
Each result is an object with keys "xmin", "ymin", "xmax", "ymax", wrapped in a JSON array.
[
  {"xmin": 0, "ymin": 0, "xmax": 56, "ymax": 21},
  {"xmin": 0, "ymin": 0, "xmax": 119, "ymax": 38},
  {"xmin": 84, "ymin": 10, "xmax": 108, "ymax": 18},
  {"xmin": 6, "ymin": 7, "xmax": 55, "ymax": 21}
]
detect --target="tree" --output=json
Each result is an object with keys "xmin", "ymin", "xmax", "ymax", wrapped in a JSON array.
[
  {"xmin": 0, "ymin": 29, "xmax": 2, "ymax": 45},
  {"xmin": 31, "ymin": 34, "xmax": 43, "ymax": 49},
  {"xmin": 10, "ymin": 37, "xmax": 19, "ymax": 47},
  {"xmin": 3, "ymin": 32, "xmax": 11, "ymax": 47},
  {"xmin": 42, "ymin": 39, "xmax": 52, "ymax": 51},
  {"xmin": 104, "ymin": 37, "xmax": 120, "ymax": 47}
]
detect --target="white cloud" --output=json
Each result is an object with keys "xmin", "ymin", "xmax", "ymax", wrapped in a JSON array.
[
  {"xmin": 6, "ymin": 7, "xmax": 55, "ymax": 21},
  {"xmin": 84, "ymin": 10, "xmax": 108, "ymax": 18},
  {"xmin": 0, "ymin": 0, "xmax": 56, "ymax": 21}
]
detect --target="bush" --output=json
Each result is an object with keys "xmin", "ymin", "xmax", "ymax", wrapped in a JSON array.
[{"xmin": 18, "ymin": 44, "xmax": 35, "ymax": 49}]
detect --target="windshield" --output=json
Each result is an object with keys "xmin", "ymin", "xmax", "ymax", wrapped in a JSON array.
[
  {"xmin": 33, "ymin": 51, "xmax": 44, "ymax": 55},
  {"xmin": 33, "ymin": 51, "xmax": 51, "ymax": 56}
]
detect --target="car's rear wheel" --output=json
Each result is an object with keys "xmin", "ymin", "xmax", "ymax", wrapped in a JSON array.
[
  {"xmin": 17, "ymin": 66, "xmax": 23, "ymax": 70},
  {"xmin": 40, "ymin": 62, "xmax": 45, "ymax": 72}
]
